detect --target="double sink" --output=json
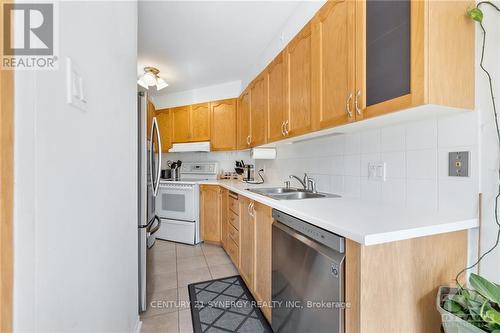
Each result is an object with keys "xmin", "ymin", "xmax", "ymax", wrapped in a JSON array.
[{"xmin": 247, "ymin": 187, "xmax": 341, "ymax": 200}]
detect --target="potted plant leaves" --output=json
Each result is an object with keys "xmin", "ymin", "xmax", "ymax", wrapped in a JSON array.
[{"xmin": 437, "ymin": 274, "xmax": 500, "ymax": 333}]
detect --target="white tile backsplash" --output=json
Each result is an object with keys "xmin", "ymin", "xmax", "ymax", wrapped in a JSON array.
[
  {"xmin": 406, "ymin": 149, "xmax": 438, "ymax": 180},
  {"xmin": 361, "ymin": 177, "xmax": 382, "ymax": 201},
  {"xmin": 343, "ymin": 154, "xmax": 361, "ymax": 177},
  {"xmin": 360, "ymin": 129, "xmax": 381, "ymax": 154},
  {"xmin": 438, "ymin": 112, "xmax": 478, "ymax": 148},
  {"xmin": 344, "ymin": 133, "xmax": 361, "ymax": 155},
  {"xmin": 381, "ymin": 151, "xmax": 406, "ymax": 179},
  {"xmin": 381, "ymin": 178, "xmax": 406, "ymax": 205},
  {"xmin": 407, "ymin": 179, "xmax": 438, "ymax": 211},
  {"xmin": 381, "ymin": 125, "xmax": 406, "ymax": 152},
  {"xmin": 163, "ymin": 150, "xmax": 252, "ymax": 174},
  {"xmin": 256, "ymin": 110, "xmax": 478, "ymax": 214},
  {"xmin": 406, "ymin": 118, "xmax": 438, "ymax": 150}
]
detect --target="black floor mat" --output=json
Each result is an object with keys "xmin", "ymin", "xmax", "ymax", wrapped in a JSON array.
[{"xmin": 188, "ymin": 275, "xmax": 273, "ymax": 333}]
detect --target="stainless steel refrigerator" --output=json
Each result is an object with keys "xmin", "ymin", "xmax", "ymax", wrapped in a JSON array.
[{"xmin": 137, "ymin": 91, "xmax": 161, "ymax": 312}]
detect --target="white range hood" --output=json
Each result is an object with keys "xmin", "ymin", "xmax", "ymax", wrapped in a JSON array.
[{"xmin": 168, "ymin": 141, "xmax": 210, "ymax": 153}]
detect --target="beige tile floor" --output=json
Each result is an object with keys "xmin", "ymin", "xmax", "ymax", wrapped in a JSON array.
[{"xmin": 141, "ymin": 240, "xmax": 239, "ymax": 333}]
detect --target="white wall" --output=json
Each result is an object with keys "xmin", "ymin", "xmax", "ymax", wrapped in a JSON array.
[
  {"xmin": 151, "ymin": 80, "xmax": 241, "ymax": 109},
  {"xmin": 476, "ymin": 2, "xmax": 500, "ymax": 284},
  {"xmin": 13, "ymin": 1, "xmax": 139, "ymax": 332}
]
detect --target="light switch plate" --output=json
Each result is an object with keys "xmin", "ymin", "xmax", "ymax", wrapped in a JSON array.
[
  {"xmin": 368, "ymin": 162, "xmax": 386, "ymax": 181},
  {"xmin": 448, "ymin": 151, "xmax": 469, "ymax": 177}
]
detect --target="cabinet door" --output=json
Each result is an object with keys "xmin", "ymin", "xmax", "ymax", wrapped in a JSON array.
[
  {"xmin": 190, "ymin": 103, "xmax": 210, "ymax": 142},
  {"xmin": 238, "ymin": 196, "xmax": 254, "ymax": 289},
  {"xmin": 156, "ymin": 109, "xmax": 172, "ymax": 153},
  {"xmin": 254, "ymin": 202, "xmax": 273, "ymax": 322},
  {"xmin": 314, "ymin": 0, "xmax": 355, "ymax": 129},
  {"xmin": 355, "ymin": 0, "xmax": 420, "ymax": 119},
  {"xmin": 250, "ymin": 74, "xmax": 267, "ymax": 147},
  {"xmin": 171, "ymin": 106, "xmax": 191, "ymax": 143},
  {"xmin": 211, "ymin": 99, "xmax": 237, "ymax": 151},
  {"xmin": 220, "ymin": 188, "xmax": 229, "ymax": 248},
  {"xmin": 266, "ymin": 52, "xmax": 287, "ymax": 143},
  {"xmin": 285, "ymin": 22, "xmax": 314, "ymax": 137},
  {"xmin": 200, "ymin": 185, "xmax": 221, "ymax": 243},
  {"xmin": 237, "ymin": 90, "xmax": 251, "ymax": 149}
]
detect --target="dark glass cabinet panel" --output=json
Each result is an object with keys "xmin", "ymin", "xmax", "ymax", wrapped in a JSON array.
[{"xmin": 366, "ymin": 0, "xmax": 411, "ymax": 106}]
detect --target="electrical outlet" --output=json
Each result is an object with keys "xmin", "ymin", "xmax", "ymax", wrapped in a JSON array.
[
  {"xmin": 368, "ymin": 162, "xmax": 386, "ymax": 181},
  {"xmin": 448, "ymin": 151, "xmax": 469, "ymax": 177}
]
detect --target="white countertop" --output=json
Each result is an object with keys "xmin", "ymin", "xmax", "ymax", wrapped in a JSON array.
[{"xmin": 199, "ymin": 179, "xmax": 478, "ymax": 246}]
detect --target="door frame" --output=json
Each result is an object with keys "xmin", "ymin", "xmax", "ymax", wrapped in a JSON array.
[{"xmin": 1, "ymin": 0, "xmax": 14, "ymax": 330}]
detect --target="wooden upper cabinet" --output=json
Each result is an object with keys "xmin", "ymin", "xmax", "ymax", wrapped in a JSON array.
[
  {"xmin": 171, "ymin": 106, "xmax": 191, "ymax": 143},
  {"xmin": 156, "ymin": 109, "xmax": 172, "ymax": 153},
  {"xmin": 266, "ymin": 52, "xmax": 287, "ymax": 143},
  {"xmin": 355, "ymin": 0, "xmax": 474, "ymax": 119},
  {"xmin": 190, "ymin": 103, "xmax": 210, "ymax": 142},
  {"xmin": 237, "ymin": 89, "xmax": 251, "ymax": 149},
  {"xmin": 200, "ymin": 185, "xmax": 221, "ymax": 243},
  {"xmin": 211, "ymin": 99, "xmax": 237, "ymax": 151},
  {"xmin": 285, "ymin": 22, "xmax": 314, "ymax": 137},
  {"xmin": 313, "ymin": 0, "xmax": 355, "ymax": 129},
  {"xmin": 249, "ymin": 74, "xmax": 267, "ymax": 147}
]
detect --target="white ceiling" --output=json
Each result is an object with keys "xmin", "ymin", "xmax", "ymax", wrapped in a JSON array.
[{"xmin": 138, "ymin": 1, "xmax": 302, "ymax": 96}]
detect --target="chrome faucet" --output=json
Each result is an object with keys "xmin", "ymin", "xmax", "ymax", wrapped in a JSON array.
[
  {"xmin": 289, "ymin": 174, "xmax": 307, "ymax": 190},
  {"xmin": 288, "ymin": 173, "xmax": 317, "ymax": 193}
]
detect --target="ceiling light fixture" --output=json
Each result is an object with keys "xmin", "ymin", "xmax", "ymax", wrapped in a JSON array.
[{"xmin": 137, "ymin": 66, "xmax": 168, "ymax": 91}]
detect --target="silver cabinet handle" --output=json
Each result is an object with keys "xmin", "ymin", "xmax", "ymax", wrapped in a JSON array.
[
  {"xmin": 355, "ymin": 89, "xmax": 362, "ymax": 116},
  {"xmin": 247, "ymin": 202, "xmax": 252, "ymax": 216},
  {"xmin": 246, "ymin": 135, "xmax": 251, "ymax": 145},
  {"xmin": 345, "ymin": 93, "xmax": 353, "ymax": 118},
  {"xmin": 281, "ymin": 121, "xmax": 286, "ymax": 136},
  {"xmin": 284, "ymin": 120, "xmax": 289, "ymax": 136}
]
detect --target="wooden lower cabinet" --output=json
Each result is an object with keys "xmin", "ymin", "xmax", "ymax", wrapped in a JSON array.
[
  {"xmin": 200, "ymin": 185, "xmax": 221, "ymax": 243},
  {"xmin": 220, "ymin": 188, "xmax": 228, "ymax": 248},
  {"xmin": 203, "ymin": 188, "xmax": 467, "ymax": 331},
  {"xmin": 253, "ymin": 202, "xmax": 273, "ymax": 322},
  {"xmin": 345, "ymin": 230, "xmax": 467, "ymax": 333},
  {"xmin": 238, "ymin": 196, "xmax": 255, "ymax": 289}
]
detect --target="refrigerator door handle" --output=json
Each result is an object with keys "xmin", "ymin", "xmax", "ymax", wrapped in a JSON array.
[
  {"xmin": 150, "ymin": 117, "xmax": 162, "ymax": 197},
  {"xmin": 155, "ymin": 117, "xmax": 162, "ymax": 196},
  {"xmin": 147, "ymin": 216, "xmax": 161, "ymax": 235}
]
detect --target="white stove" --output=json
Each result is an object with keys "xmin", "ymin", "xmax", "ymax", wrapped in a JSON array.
[{"xmin": 155, "ymin": 162, "xmax": 218, "ymax": 244}]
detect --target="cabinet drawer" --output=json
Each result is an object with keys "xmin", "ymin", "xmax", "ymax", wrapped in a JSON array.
[
  {"xmin": 228, "ymin": 223, "xmax": 239, "ymax": 246},
  {"xmin": 229, "ymin": 195, "xmax": 239, "ymax": 215},
  {"xmin": 228, "ymin": 210, "xmax": 239, "ymax": 230},
  {"xmin": 225, "ymin": 238, "xmax": 239, "ymax": 267}
]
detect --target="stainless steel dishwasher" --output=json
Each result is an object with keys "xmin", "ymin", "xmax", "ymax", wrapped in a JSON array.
[{"xmin": 272, "ymin": 209, "xmax": 345, "ymax": 333}]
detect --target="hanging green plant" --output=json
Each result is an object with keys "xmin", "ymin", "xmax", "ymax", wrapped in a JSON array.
[{"xmin": 439, "ymin": 2, "xmax": 500, "ymax": 333}]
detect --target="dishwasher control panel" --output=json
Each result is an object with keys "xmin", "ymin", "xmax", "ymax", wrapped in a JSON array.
[{"xmin": 272, "ymin": 209, "xmax": 345, "ymax": 253}]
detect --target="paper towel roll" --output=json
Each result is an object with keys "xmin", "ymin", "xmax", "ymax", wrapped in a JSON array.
[{"xmin": 251, "ymin": 148, "xmax": 276, "ymax": 160}]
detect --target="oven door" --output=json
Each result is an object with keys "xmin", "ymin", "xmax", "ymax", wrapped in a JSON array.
[{"xmin": 156, "ymin": 183, "xmax": 196, "ymax": 221}]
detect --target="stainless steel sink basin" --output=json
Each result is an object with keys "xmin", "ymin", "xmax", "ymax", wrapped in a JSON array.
[
  {"xmin": 247, "ymin": 187, "xmax": 298, "ymax": 195},
  {"xmin": 247, "ymin": 187, "xmax": 341, "ymax": 200}
]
